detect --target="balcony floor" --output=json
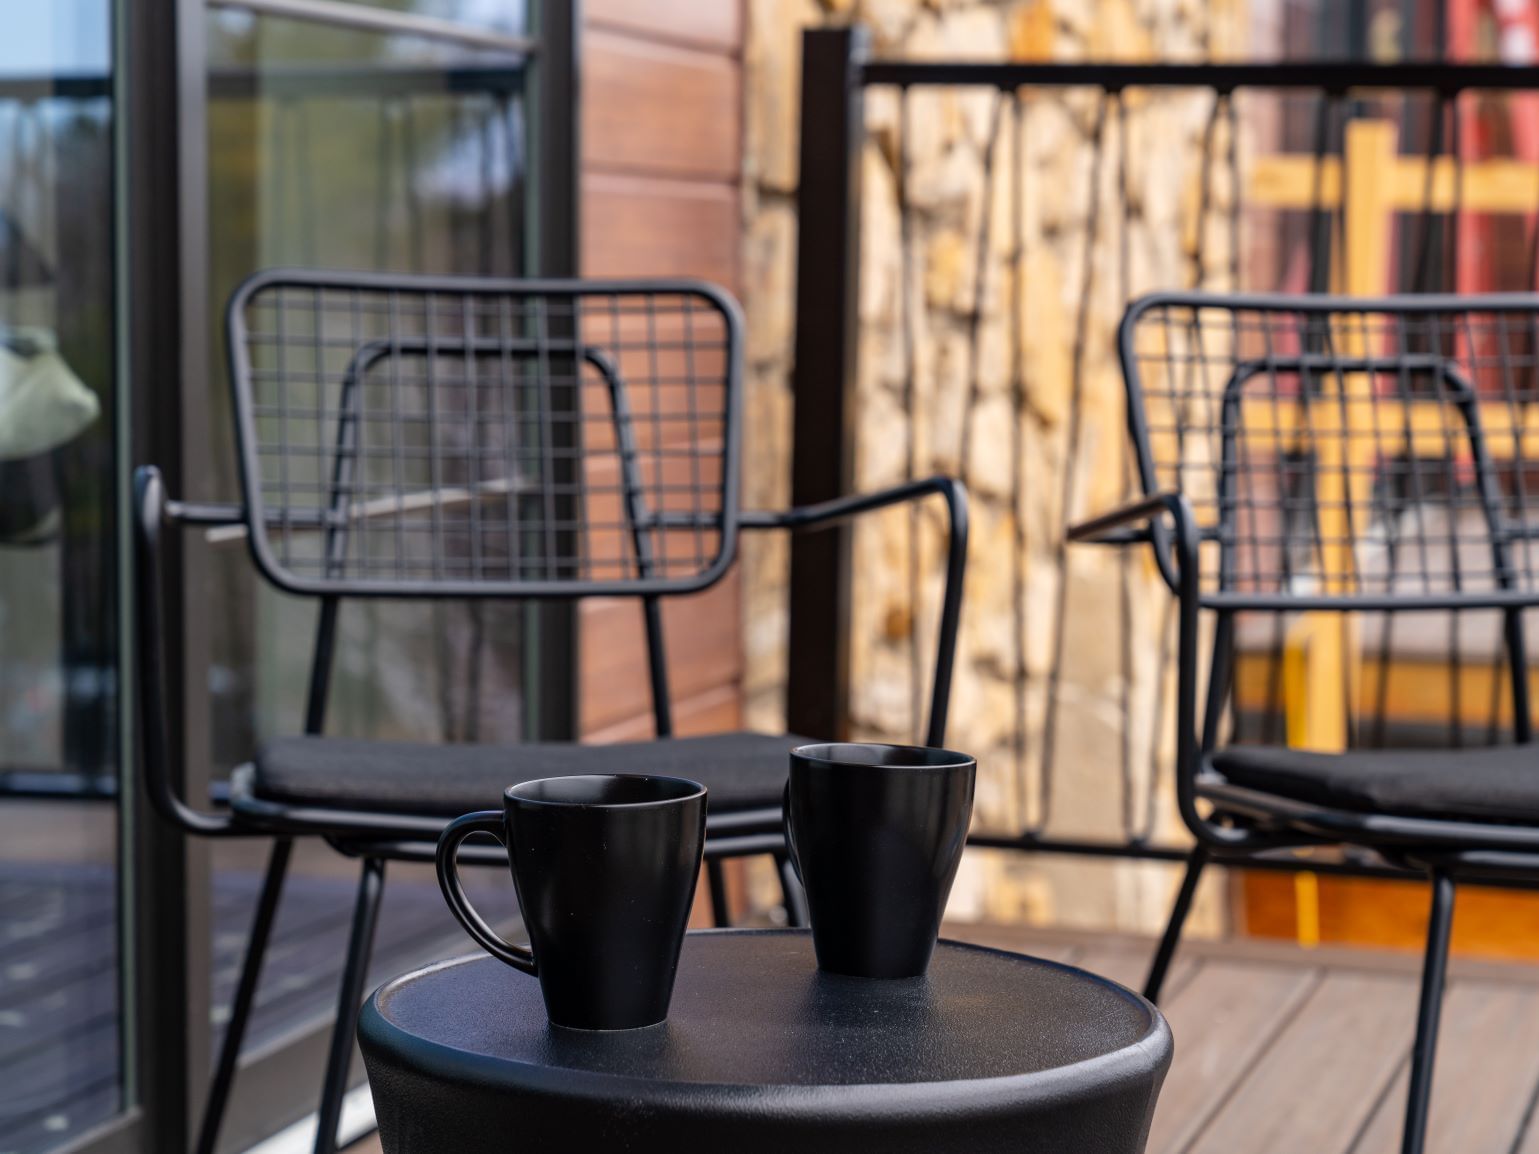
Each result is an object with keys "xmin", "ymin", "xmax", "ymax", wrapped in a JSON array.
[
  {"xmin": 953, "ymin": 920, "xmax": 1539, "ymax": 1154},
  {"xmin": 347, "ymin": 918, "xmax": 1539, "ymax": 1154},
  {"xmin": 1, "ymin": 857, "xmax": 494, "ymax": 1154}
]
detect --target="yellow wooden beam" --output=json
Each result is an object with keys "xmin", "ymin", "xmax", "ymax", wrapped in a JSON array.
[
  {"xmin": 1343, "ymin": 120, "xmax": 1397, "ymax": 297},
  {"xmin": 1238, "ymin": 652, "xmax": 1532, "ymax": 729},
  {"xmin": 1248, "ymin": 154, "xmax": 1342, "ymax": 212},
  {"xmin": 1231, "ymin": 398, "xmax": 1539, "ymax": 462},
  {"xmin": 1282, "ymin": 610, "xmax": 1352, "ymax": 751},
  {"xmin": 1250, "ymin": 150, "xmax": 1539, "ymax": 215}
]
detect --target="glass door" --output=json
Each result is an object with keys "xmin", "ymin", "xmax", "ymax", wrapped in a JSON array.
[
  {"xmin": 0, "ymin": 3, "xmax": 572, "ymax": 1151},
  {"xmin": 0, "ymin": 3, "xmax": 124, "ymax": 1152},
  {"xmin": 187, "ymin": 3, "xmax": 565, "ymax": 1148}
]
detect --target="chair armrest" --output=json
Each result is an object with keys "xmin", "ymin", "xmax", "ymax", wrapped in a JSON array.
[
  {"xmin": 1067, "ymin": 492, "xmax": 1185, "ymax": 544},
  {"xmin": 1068, "ymin": 491, "xmax": 1207, "ymax": 601},
  {"xmin": 133, "ymin": 465, "xmax": 237, "ymax": 836},
  {"xmin": 1068, "ymin": 491, "xmax": 1254, "ymax": 849},
  {"xmin": 741, "ymin": 477, "xmax": 969, "ymax": 748}
]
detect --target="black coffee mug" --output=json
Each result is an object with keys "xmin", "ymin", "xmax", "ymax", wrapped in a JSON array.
[
  {"xmin": 784, "ymin": 743, "xmax": 975, "ymax": 979},
  {"xmin": 436, "ymin": 774, "xmax": 707, "ymax": 1030}
]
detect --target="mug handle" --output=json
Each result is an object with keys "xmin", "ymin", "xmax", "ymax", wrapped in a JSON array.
[
  {"xmin": 780, "ymin": 781, "xmax": 802, "ymax": 884},
  {"xmin": 436, "ymin": 810, "xmax": 538, "ymax": 976}
]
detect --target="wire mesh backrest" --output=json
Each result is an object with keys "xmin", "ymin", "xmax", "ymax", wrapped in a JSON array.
[
  {"xmin": 1120, "ymin": 292, "xmax": 1539, "ymax": 608},
  {"xmin": 227, "ymin": 271, "xmax": 741, "ymax": 597}
]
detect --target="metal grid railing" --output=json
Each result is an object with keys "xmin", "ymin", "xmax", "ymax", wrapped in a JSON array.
[{"xmin": 791, "ymin": 28, "xmax": 1539, "ymax": 863}]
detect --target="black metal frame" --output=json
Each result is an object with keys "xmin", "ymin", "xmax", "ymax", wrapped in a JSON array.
[
  {"xmin": 794, "ymin": 25, "xmax": 1539, "ymax": 863},
  {"xmin": 1071, "ymin": 289, "xmax": 1539, "ymax": 1154},
  {"xmin": 131, "ymin": 269, "xmax": 968, "ymax": 1154}
]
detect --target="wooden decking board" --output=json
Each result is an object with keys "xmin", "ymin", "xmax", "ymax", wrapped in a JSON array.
[
  {"xmin": 0, "ymin": 890, "xmax": 115, "ymax": 963},
  {"xmin": 15, "ymin": 904, "xmax": 1539, "ymax": 1154},
  {"xmin": 943, "ymin": 921, "xmax": 1080, "ymax": 963},
  {"xmin": 0, "ymin": 959, "xmax": 115, "ymax": 1070},
  {"xmin": 339, "ymin": 923, "xmax": 1539, "ymax": 1154},
  {"xmin": 1075, "ymin": 944, "xmax": 1182, "ymax": 997},
  {"xmin": 3, "ymin": 1081, "xmax": 120, "ymax": 1152},
  {"xmin": 1510, "ymin": 1072, "xmax": 1539, "ymax": 1154},
  {"xmin": 0, "ymin": 931, "xmax": 115, "ymax": 1012},
  {"xmin": 1178, "ymin": 970, "xmax": 1420, "ymax": 1154},
  {"xmin": 0, "ymin": 866, "xmax": 500, "ymax": 1154},
  {"xmin": 0, "ymin": 1018, "xmax": 116, "ymax": 1117},
  {"xmin": 212, "ymin": 872, "xmax": 498, "ymax": 1050},
  {"xmin": 1350, "ymin": 982, "xmax": 1539, "ymax": 1154},
  {"xmin": 1145, "ymin": 958, "xmax": 1323, "ymax": 1154}
]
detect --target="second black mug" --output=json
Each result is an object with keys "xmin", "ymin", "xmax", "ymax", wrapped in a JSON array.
[
  {"xmin": 436, "ymin": 774, "xmax": 707, "ymax": 1030},
  {"xmin": 785, "ymin": 742, "xmax": 975, "ymax": 979}
]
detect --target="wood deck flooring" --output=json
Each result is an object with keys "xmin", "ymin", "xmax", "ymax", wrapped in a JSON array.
[
  {"xmin": 1, "ymin": 860, "xmax": 501, "ymax": 1154},
  {"xmin": 15, "ymin": 856, "xmax": 1539, "ymax": 1154},
  {"xmin": 343, "ymin": 920, "xmax": 1539, "ymax": 1154},
  {"xmin": 956, "ymin": 922, "xmax": 1539, "ymax": 1154}
]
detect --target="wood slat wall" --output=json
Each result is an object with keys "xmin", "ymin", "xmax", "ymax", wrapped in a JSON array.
[{"xmin": 576, "ymin": 2, "xmax": 746, "ymax": 741}]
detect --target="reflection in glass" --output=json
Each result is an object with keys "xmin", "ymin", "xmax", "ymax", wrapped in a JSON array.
[
  {"xmin": 0, "ymin": 3, "xmax": 121, "ymax": 1151},
  {"xmin": 202, "ymin": 1, "xmax": 532, "ymax": 1081}
]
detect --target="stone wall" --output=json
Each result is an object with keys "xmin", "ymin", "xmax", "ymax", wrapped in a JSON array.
[{"xmin": 742, "ymin": 0, "xmax": 1249, "ymax": 930}]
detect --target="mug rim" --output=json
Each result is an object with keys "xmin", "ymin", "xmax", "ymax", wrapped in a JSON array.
[
  {"xmin": 791, "ymin": 741, "xmax": 975, "ymax": 771},
  {"xmin": 504, "ymin": 773, "xmax": 707, "ymax": 809}
]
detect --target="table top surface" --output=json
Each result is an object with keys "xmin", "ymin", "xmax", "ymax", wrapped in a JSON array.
[{"xmin": 361, "ymin": 929, "xmax": 1166, "ymax": 1093}]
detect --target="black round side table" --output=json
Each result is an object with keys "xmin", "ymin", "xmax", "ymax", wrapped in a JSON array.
[{"xmin": 359, "ymin": 929, "xmax": 1171, "ymax": 1154}]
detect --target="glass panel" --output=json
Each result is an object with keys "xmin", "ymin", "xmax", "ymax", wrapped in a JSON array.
[
  {"xmin": 0, "ymin": 3, "xmax": 122, "ymax": 1151},
  {"xmin": 201, "ymin": 0, "xmax": 532, "ymax": 1083}
]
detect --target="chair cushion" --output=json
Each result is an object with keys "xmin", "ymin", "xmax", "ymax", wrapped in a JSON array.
[
  {"xmin": 252, "ymin": 731, "xmax": 810, "ymax": 818},
  {"xmin": 1211, "ymin": 743, "xmax": 1539, "ymax": 824}
]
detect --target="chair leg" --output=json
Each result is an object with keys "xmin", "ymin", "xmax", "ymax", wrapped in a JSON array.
[
  {"xmin": 196, "ymin": 837, "xmax": 294, "ymax": 1154},
  {"xmin": 775, "ymin": 853, "xmax": 808, "ymax": 928},
  {"xmin": 314, "ymin": 857, "xmax": 386, "ymax": 1154},
  {"xmin": 1401, "ymin": 870, "xmax": 1456, "ymax": 1154},
  {"xmin": 1143, "ymin": 845, "xmax": 1209, "ymax": 1004},
  {"xmin": 706, "ymin": 859, "xmax": 732, "ymax": 928}
]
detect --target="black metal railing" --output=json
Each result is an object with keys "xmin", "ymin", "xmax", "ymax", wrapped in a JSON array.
[{"xmin": 788, "ymin": 26, "xmax": 1539, "ymax": 870}]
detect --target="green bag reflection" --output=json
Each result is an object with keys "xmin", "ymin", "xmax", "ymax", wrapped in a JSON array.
[{"xmin": 0, "ymin": 327, "xmax": 99, "ymax": 542}]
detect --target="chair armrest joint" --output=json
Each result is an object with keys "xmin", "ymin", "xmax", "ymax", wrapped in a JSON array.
[{"xmin": 742, "ymin": 477, "xmax": 968, "ymax": 747}]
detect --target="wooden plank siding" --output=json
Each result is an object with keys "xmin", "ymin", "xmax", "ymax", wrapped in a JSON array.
[{"xmin": 576, "ymin": 3, "xmax": 746, "ymax": 742}]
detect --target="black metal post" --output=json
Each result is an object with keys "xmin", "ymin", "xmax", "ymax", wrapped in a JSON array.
[
  {"xmin": 314, "ymin": 857, "xmax": 387, "ymax": 1154},
  {"xmin": 527, "ymin": 0, "xmax": 580, "ymax": 741},
  {"xmin": 787, "ymin": 26, "xmax": 867, "ymax": 744},
  {"xmin": 643, "ymin": 596, "xmax": 674, "ymax": 737},
  {"xmin": 706, "ymin": 859, "xmax": 731, "ymax": 927},
  {"xmin": 124, "ymin": 1, "xmax": 212, "ymax": 1150},
  {"xmin": 1402, "ymin": 870, "xmax": 1456, "ymax": 1154},
  {"xmin": 1143, "ymin": 845, "xmax": 1210, "ymax": 1003},
  {"xmin": 194, "ymin": 838, "xmax": 293, "ymax": 1154},
  {"xmin": 776, "ymin": 854, "xmax": 810, "ymax": 927}
]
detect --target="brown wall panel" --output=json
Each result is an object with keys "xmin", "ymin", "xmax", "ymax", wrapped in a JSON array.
[
  {"xmin": 579, "ymin": 573, "xmax": 741, "ymax": 735},
  {"xmin": 585, "ymin": 684, "xmax": 743, "ymax": 744},
  {"xmin": 584, "ymin": 30, "xmax": 741, "ymax": 181},
  {"xmin": 576, "ymin": 7, "xmax": 745, "ymax": 742},
  {"xmin": 581, "ymin": 174, "xmax": 740, "ymax": 289},
  {"xmin": 585, "ymin": 0, "xmax": 742, "ymax": 52}
]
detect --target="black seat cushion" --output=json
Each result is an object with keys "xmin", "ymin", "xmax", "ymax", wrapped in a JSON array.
[
  {"xmin": 1211, "ymin": 743, "xmax": 1539, "ymax": 824},
  {"xmin": 252, "ymin": 731, "xmax": 810, "ymax": 818}
]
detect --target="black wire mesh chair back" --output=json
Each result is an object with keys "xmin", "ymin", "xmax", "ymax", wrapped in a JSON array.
[
  {"xmin": 227, "ymin": 271, "xmax": 742, "ymax": 597},
  {"xmin": 1122, "ymin": 292, "xmax": 1539, "ymax": 609}
]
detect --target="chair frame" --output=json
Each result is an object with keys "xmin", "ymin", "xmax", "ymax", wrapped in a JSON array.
[
  {"xmin": 132, "ymin": 270, "xmax": 969, "ymax": 1154},
  {"xmin": 1071, "ymin": 289, "xmax": 1539, "ymax": 1154}
]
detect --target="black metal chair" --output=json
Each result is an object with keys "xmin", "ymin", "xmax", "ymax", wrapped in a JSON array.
[
  {"xmin": 133, "ymin": 270, "xmax": 968, "ymax": 1154},
  {"xmin": 1070, "ymin": 290, "xmax": 1539, "ymax": 1154}
]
